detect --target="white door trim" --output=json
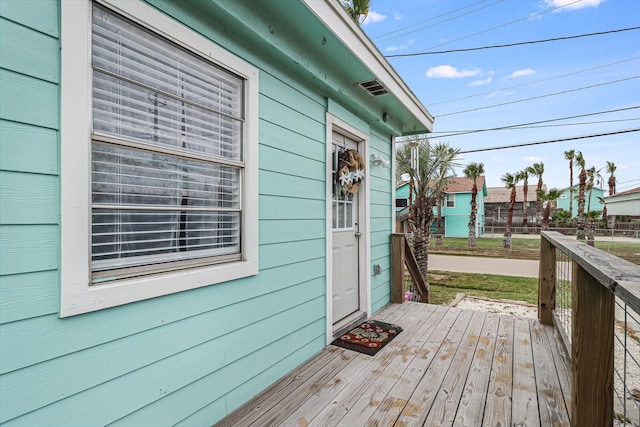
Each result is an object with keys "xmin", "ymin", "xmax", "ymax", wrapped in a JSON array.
[{"xmin": 325, "ymin": 113, "xmax": 371, "ymax": 345}]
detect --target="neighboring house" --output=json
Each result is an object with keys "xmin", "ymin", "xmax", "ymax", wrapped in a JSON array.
[
  {"xmin": 485, "ymin": 185, "xmax": 543, "ymax": 224},
  {"xmin": 395, "ymin": 177, "xmax": 486, "ymax": 238},
  {"xmin": 604, "ymin": 186, "xmax": 640, "ymax": 218},
  {"xmin": 556, "ymin": 185, "xmax": 605, "ymax": 216},
  {"xmin": 0, "ymin": 1, "xmax": 433, "ymax": 425}
]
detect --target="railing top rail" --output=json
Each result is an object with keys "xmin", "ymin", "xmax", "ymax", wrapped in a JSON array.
[{"xmin": 541, "ymin": 231, "xmax": 640, "ymax": 314}]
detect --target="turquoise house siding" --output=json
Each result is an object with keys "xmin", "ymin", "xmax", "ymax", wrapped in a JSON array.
[
  {"xmin": 556, "ymin": 185, "xmax": 605, "ymax": 216},
  {"xmin": 0, "ymin": 1, "xmax": 429, "ymax": 425},
  {"xmin": 395, "ymin": 180, "xmax": 486, "ymax": 238},
  {"xmin": 442, "ymin": 192, "xmax": 486, "ymax": 238}
]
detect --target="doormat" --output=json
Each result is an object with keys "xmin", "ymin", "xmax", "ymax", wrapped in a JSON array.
[{"xmin": 331, "ymin": 320, "xmax": 403, "ymax": 356}]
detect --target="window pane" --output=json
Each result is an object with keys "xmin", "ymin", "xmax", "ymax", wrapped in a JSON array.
[
  {"xmin": 93, "ymin": 72, "xmax": 242, "ymax": 161},
  {"xmin": 92, "ymin": 143, "xmax": 240, "ymax": 209},
  {"xmin": 92, "ymin": 209, "xmax": 240, "ymax": 270}
]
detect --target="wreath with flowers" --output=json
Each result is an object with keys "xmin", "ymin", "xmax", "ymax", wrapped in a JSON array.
[{"xmin": 336, "ymin": 149, "xmax": 366, "ymax": 195}]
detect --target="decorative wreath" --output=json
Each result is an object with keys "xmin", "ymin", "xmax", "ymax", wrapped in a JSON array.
[{"xmin": 336, "ymin": 149, "xmax": 366, "ymax": 194}]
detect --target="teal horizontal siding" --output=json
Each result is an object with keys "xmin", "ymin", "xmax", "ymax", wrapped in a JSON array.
[
  {"xmin": 0, "ymin": 257, "xmax": 325, "ymax": 375},
  {"xmin": 0, "ymin": 17, "xmax": 59, "ymax": 84},
  {"xmin": 259, "ymin": 168, "xmax": 324, "ymax": 200},
  {"xmin": 0, "ymin": 225, "xmax": 58, "ymax": 276},
  {"xmin": 0, "ymin": 120, "xmax": 58, "ymax": 175},
  {"xmin": 0, "ymin": 0, "xmax": 59, "ymax": 37},
  {"xmin": 259, "ymin": 219, "xmax": 325, "ymax": 245},
  {"xmin": 0, "ymin": 271, "xmax": 58, "ymax": 324},
  {"xmin": 0, "ymin": 70, "xmax": 58, "ymax": 129},
  {"xmin": 1, "ymin": 288, "xmax": 325, "ymax": 424},
  {"xmin": 0, "ymin": 171, "xmax": 58, "ymax": 225}
]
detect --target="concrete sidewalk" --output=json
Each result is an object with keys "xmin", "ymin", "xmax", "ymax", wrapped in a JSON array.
[{"xmin": 429, "ymin": 254, "xmax": 539, "ymax": 278}]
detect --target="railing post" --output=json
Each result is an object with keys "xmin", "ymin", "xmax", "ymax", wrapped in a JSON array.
[
  {"xmin": 571, "ymin": 262, "xmax": 614, "ymax": 426},
  {"xmin": 538, "ymin": 233, "xmax": 556, "ymax": 325},
  {"xmin": 391, "ymin": 234, "xmax": 405, "ymax": 304}
]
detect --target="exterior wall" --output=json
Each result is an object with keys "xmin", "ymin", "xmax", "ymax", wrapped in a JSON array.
[
  {"xmin": 556, "ymin": 187, "xmax": 605, "ymax": 216},
  {"xmin": 439, "ymin": 192, "xmax": 485, "ymax": 238},
  {"xmin": 0, "ymin": 2, "xmax": 394, "ymax": 426},
  {"xmin": 606, "ymin": 193, "xmax": 640, "ymax": 216}
]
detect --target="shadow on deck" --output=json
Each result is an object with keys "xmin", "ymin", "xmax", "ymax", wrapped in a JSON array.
[{"xmin": 215, "ymin": 302, "xmax": 571, "ymax": 426}]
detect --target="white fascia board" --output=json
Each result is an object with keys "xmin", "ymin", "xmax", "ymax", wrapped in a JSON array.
[{"xmin": 302, "ymin": 0, "xmax": 434, "ymax": 132}]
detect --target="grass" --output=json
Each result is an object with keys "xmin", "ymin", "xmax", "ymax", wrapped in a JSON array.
[
  {"xmin": 425, "ymin": 270, "xmax": 538, "ymax": 306},
  {"xmin": 429, "ymin": 236, "xmax": 640, "ymax": 265}
]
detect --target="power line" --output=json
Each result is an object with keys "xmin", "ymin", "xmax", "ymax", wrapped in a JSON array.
[
  {"xmin": 433, "ymin": 118, "xmax": 640, "ymax": 139},
  {"xmin": 428, "ymin": 57, "xmax": 640, "ymax": 106},
  {"xmin": 386, "ymin": 26, "xmax": 640, "ymax": 58},
  {"xmin": 390, "ymin": 0, "xmax": 584, "ymax": 56},
  {"xmin": 457, "ymin": 128, "xmax": 640, "ymax": 154},
  {"xmin": 428, "ymin": 106, "xmax": 640, "ymax": 138},
  {"xmin": 438, "ymin": 76, "xmax": 640, "ymax": 117},
  {"xmin": 374, "ymin": 0, "xmax": 505, "ymax": 43}
]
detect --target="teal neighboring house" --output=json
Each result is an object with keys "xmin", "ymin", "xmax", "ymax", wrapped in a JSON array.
[
  {"xmin": 0, "ymin": 1, "xmax": 433, "ymax": 425},
  {"xmin": 556, "ymin": 185, "xmax": 605, "ymax": 216},
  {"xmin": 396, "ymin": 177, "xmax": 486, "ymax": 237}
]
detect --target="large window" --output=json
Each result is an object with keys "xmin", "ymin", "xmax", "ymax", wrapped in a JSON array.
[{"xmin": 61, "ymin": 0, "xmax": 258, "ymax": 316}]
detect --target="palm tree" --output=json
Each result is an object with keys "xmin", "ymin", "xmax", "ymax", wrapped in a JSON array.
[
  {"xmin": 526, "ymin": 162, "xmax": 545, "ymax": 228},
  {"xmin": 564, "ymin": 149, "xmax": 576, "ymax": 219},
  {"xmin": 341, "ymin": 0, "xmax": 370, "ymax": 25},
  {"xmin": 396, "ymin": 138, "xmax": 460, "ymax": 280},
  {"xmin": 501, "ymin": 172, "xmax": 519, "ymax": 249},
  {"xmin": 606, "ymin": 161, "xmax": 617, "ymax": 196},
  {"xmin": 463, "ymin": 162, "xmax": 485, "ymax": 247},
  {"xmin": 517, "ymin": 169, "xmax": 530, "ymax": 231},
  {"xmin": 433, "ymin": 144, "xmax": 458, "ymax": 245},
  {"xmin": 537, "ymin": 188, "xmax": 562, "ymax": 231},
  {"xmin": 585, "ymin": 210, "xmax": 602, "ymax": 246},
  {"xmin": 574, "ymin": 152, "xmax": 587, "ymax": 240}
]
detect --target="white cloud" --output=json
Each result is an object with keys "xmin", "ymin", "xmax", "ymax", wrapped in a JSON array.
[
  {"xmin": 362, "ymin": 10, "xmax": 386, "ymax": 25},
  {"xmin": 525, "ymin": 156, "xmax": 544, "ymax": 162},
  {"xmin": 508, "ymin": 68, "xmax": 536, "ymax": 78},
  {"xmin": 469, "ymin": 77, "xmax": 492, "ymax": 86},
  {"xmin": 544, "ymin": 0, "xmax": 605, "ymax": 11},
  {"xmin": 384, "ymin": 38, "xmax": 414, "ymax": 53},
  {"xmin": 426, "ymin": 65, "xmax": 481, "ymax": 78},
  {"xmin": 393, "ymin": 11, "xmax": 403, "ymax": 21}
]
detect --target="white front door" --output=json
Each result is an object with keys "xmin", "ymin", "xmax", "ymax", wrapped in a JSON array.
[{"xmin": 331, "ymin": 133, "xmax": 361, "ymax": 324}]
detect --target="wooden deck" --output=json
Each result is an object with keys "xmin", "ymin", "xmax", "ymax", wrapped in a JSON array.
[{"xmin": 215, "ymin": 302, "xmax": 571, "ymax": 427}]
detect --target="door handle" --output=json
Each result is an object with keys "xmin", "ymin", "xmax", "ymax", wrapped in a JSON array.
[{"xmin": 355, "ymin": 232, "xmax": 362, "ymax": 237}]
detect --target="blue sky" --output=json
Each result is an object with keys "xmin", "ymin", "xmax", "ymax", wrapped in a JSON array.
[{"xmin": 361, "ymin": 0, "xmax": 639, "ymax": 195}]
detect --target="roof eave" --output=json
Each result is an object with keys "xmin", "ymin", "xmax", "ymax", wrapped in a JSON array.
[{"xmin": 301, "ymin": 0, "xmax": 434, "ymax": 134}]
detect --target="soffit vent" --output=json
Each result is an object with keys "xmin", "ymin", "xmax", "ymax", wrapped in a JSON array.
[{"xmin": 358, "ymin": 79, "xmax": 388, "ymax": 96}]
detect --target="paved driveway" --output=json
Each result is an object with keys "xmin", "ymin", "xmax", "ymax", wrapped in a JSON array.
[{"xmin": 429, "ymin": 254, "xmax": 539, "ymax": 278}]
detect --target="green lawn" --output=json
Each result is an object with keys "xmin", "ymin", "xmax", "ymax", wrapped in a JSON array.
[
  {"xmin": 426, "ymin": 271, "xmax": 538, "ymax": 306},
  {"xmin": 429, "ymin": 236, "xmax": 640, "ymax": 265},
  {"xmin": 419, "ymin": 235, "xmax": 638, "ymax": 307}
]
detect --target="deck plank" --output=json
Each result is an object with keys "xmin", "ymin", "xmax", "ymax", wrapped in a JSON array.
[
  {"xmin": 511, "ymin": 317, "xmax": 540, "ymax": 427},
  {"xmin": 452, "ymin": 312, "xmax": 500, "ymax": 426},
  {"xmin": 482, "ymin": 315, "xmax": 515, "ymax": 427},
  {"xmin": 545, "ymin": 324, "xmax": 572, "ymax": 419},
  {"xmin": 303, "ymin": 303, "xmax": 437, "ymax": 427},
  {"xmin": 424, "ymin": 310, "xmax": 488, "ymax": 426},
  {"xmin": 530, "ymin": 321, "xmax": 571, "ymax": 427},
  {"xmin": 213, "ymin": 303, "xmax": 572, "ymax": 427},
  {"xmin": 394, "ymin": 308, "xmax": 475, "ymax": 427},
  {"xmin": 364, "ymin": 306, "xmax": 461, "ymax": 427}
]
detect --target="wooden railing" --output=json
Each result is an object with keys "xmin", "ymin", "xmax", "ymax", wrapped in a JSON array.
[
  {"xmin": 539, "ymin": 231, "xmax": 640, "ymax": 426},
  {"xmin": 391, "ymin": 234, "xmax": 429, "ymax": 304}
]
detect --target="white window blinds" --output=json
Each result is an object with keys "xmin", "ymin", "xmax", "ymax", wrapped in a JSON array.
[{"xmin": 91, "ymin": 5, "xmax": 245, "ymax": 278}]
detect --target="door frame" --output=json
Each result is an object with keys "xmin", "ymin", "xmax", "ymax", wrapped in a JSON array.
[{"xmin": 325, "ymin": 113, "xmax": 371, "ymax": 344}]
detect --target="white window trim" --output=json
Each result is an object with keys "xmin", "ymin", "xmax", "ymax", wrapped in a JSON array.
[
  {"xmin": 61, "ymin": 0, "xmax": 259, "ymax": 317},
  {"xmin": 444, "ymin": 193, "xmax": 455, "ymax": 208}
]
